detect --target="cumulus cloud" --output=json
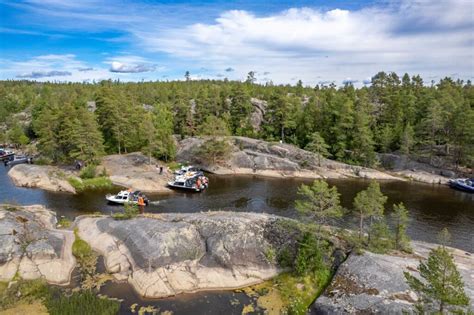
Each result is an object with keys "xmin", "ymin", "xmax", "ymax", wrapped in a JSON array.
[
  {"xmin": 131, "ymin": 0, "xmax": 473, "ymax": 85},
  {"xmin": 16, "ymin": 70, "xmax": 72, "ymax": 78},
  {"xmin": 3, "ymin": 0, "xmax": 473, "ymax": 84}
]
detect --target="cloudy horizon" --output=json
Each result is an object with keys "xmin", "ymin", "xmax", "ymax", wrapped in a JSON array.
[{"xmin": 0, "ymin": 0, "xmax": 473, "ymax": 86}]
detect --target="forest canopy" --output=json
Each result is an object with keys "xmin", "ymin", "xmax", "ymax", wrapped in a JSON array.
[{"xmin": 0, "ymin": 72, "xmax": 473, "ymax": 168}]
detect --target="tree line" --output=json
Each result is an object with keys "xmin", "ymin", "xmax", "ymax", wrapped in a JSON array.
[{"xmin": 0, "ymin": 72, "xmax": 472, "ymax": 168}]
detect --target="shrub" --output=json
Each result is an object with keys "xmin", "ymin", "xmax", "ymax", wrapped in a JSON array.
[
  {"xmin": 112, "ymin": 202, "xmax": 139, "ymax": 220},
  {"xmin": 45, "ymin": 289, "xmax": 120, "ymax": 315},
  {"xmin": 57, "ymin": 217, "xmax": 72, "ymax": 228},
  {"xmin": 79, "ymin": 164, "xmax": 97, "ymax": 179},
  {"xmin": 68, "ymin": 176, "xmax": 112, "ymax": 192},
  {"xmin": 72, "ymin": 228, "xmax": 97, "ymax": 275}
]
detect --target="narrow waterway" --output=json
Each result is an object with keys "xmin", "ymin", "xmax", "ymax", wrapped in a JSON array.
[
  {"xmin": 1, "ymin": 165, "xmax": 473, "ymax": 314},
  {"xmin": 1, "ymin": 166, "xmax": 473, "ymax": 251}
]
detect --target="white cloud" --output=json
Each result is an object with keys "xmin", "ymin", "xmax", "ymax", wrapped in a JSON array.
[
  {"xmin": 130, "ymin": 0, "xmax": 473, "ymax": 85},
  {"xmin": 4, "ymin": 0, "xmax": 474, "ymax": 84}
]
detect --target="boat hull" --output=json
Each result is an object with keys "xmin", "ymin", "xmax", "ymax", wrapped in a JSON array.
[
  {"xmin": 167, "ymin": 182, "xmax": 205, "ymax": 192},
  {"xmin": 449, "ymin": 180, "xmax": 474, "ymax": 193}
]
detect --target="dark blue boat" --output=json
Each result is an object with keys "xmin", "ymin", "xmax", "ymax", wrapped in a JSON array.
[{"xmin": 449, "ymin": 178, "xmax": 474, "ymax": 193}]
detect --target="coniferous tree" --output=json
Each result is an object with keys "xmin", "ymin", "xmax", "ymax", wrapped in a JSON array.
[
  {"xmin": 391, "ymin": 202, "xmax": 410, "ymax": 251},
  {"xmin": 305, "ymin": 132, "xmax": 330, "ymax": 166},
  {"xmin": 295, "ymin": 180, "xmax": 344, "ymax": 244},
  {"xmin": 353, "ymin": 181, "xmax": 388, "ymax": 244},
  {"xmin": 404, "ymin": 245, "xmax": 469, "ymax": 313}
]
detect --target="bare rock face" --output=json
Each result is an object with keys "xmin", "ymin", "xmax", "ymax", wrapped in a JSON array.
[
  {"xmin": 8, "ymin": 164, "xmax": 76, "ymax": 193},
  {"xmin": 250, "ymin": 98, "xmax": 268, "ymax": 131},
  {"xmin": 177, "ymin": 136, "xmax": 401, "ymax": 181},
  {"xmin": 311, "ymin": 241, "xmax": 474, "ymax": 314},
  {"xmin": 100, "ymin": 153, "xmax": 173, "ymax": 193},
  {"xmin": 75, "ymin": 212, "xmax": 290, "ymax": 298},
  {"xmin": 0, "ymin": 205, "xmax": 75, "ymax": 285}
]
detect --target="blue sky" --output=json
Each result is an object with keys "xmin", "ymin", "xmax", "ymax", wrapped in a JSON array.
[{"xmin": 0, "ymin": 0, "xmax": 472, "ymax": 85}]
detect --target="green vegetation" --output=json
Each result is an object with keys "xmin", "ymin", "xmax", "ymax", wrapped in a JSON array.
[
  {"xmin": 391, "ymin": 202, "xmax": 411, "ymax": 252},
  {"xmin": 404, "ymin": 230, "xmax": 470, "ymax": 314},
  {"xmin": 68, "ymin": 176, "xmax": 113, "ymax": 192},
  {"xmin": 1, "ymin": 73, "xmax": 472, "ymax": 169},
  {"xmin": 0, "ymin": 279, "xmax": 120, "ymax": 315},
  {"xmin": 67, "ymin": 164, "xmax": 113, "ymax": 192},
  {"xmin": 295, "ymin": 180, "xmax": 344, "ymax": 244},
  {"xmin": 45, "ymin": 290, "xmax": 120, "ymax": 315},
  {"xmin": 112, "ymin": 202, "xmax": 139, "ymax": 220},
  {"xmin": 243, "ymin": 228, "xmax": 333, "ymax": 315},
  {"xmin": 353, "ymin": 181, "xmax": 388, "ymax": 244},
  {"xmin": 72, "ymin": 228, "xmax": 97, "ymax": 277},
  {"xmin": 57, "ymin": 217, "xmax": 72, "ymax": 228}
]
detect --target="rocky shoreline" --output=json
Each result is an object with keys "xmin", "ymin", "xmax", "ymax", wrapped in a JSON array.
[
  {"xmin": 0, "ymin": 205, "xmax": 472, "ymax": 311},
  {"xmin": 6, "ymin": 137, "xmax": 460, "ymax": 193},
  {"xmin": 177, "ymin": 136, "xmax": 458, "ymax": 185}
]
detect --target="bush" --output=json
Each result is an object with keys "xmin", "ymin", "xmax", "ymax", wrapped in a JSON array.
[
  {"xmin": 57, "ymin": 217, "xmax": 72, "ymax": 228},
  {"xmin": 45, "ymin": 289, "xmax": 120, "ymax": 315},
  {"xmin": 197, "ymin": 138, "xmax": 232, "ymax": 165},
  {"xmin": 0, "ymin": 279, "xmax": 49, "ymax": 310},
  {"xmin": 72, "ymin": 228, "xmax": 97, "ymax": 275},
  {"xmin": 68, "ymin": 176, "xmax": 112, "ymax": 192},
  {"xmin": 79, "ymin": 164, "xmax": 96, "ymax": 179},
  {"xmin": 294, "ymin": 233, "xmax": 325, "ymax": 276},
  {"xmin": 112, "ymin": 202, "xmax": 139, "ymax": 220}
]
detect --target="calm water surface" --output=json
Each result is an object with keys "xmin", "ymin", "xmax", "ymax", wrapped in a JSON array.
[{"xmin": 1, "ymin": 166, "xmax": 473, "ymax": 314}]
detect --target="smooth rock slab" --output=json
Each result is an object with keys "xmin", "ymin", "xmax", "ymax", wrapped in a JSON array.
[
  {"xmin": 75, "ymin": 212, "xmax": 290, "ymax": 298},
  {"xmin": 311, "ymin": 241, "xmax": 474, "ymax": 314},
  {"xmin": 8, "ymin": 164, "xmax": 76, "ymax": 193},
  {"xmin": 0, "ymin": 205, "xmax": 75, "ymax": 285}
]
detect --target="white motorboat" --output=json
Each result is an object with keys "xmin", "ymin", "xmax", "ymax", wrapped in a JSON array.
[
  {"xmin": 174, "ymin": 165, "xmax": 201, "ymax": 176},
  {"xmin": 105, "ymin": 190, "xmax": 149, "ymax": 205},
  {"xmin": 168, "ymin": 173, "xmax": 208, "ymax": 192}
]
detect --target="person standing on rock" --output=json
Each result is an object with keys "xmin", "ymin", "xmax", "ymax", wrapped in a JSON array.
[{"xmin": 137, "ymin": 196, "xmax": 145, "ymax": 214}]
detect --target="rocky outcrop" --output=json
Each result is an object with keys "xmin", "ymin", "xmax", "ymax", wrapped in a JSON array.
[
  {"xmin": 250, "ymin": 98, "xmax": 268, "ymax": 131},
  {"xmin": 177, "ymin": 136, "xmax": 401, "ymax": 181},
  {"xmin": 0, "ymin": 205, "xmax": 75, "ymax": 285},
  {"xmin": 378, "ymin": 153, "xmax": 460, "ymax": 185},
  {"xmin": 100, "ymin": 153, "xmax": 173, "ymax": 193},
  {"xmin": 8, "ymin": 164, "xmax": 76, "ymax": 193},
  {"xmin": 75, "ymin": 212, "xmax": 292, "ymax": 298},
  {"xmin": 311, "ymin": 241, "xmax": 474, "ymax": 314}
]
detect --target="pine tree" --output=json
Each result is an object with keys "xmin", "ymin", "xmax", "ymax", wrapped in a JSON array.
[
  {"xmin": 353, "ymin": 181, "xmax": 388, "ymax": 244},
  {"xmin": 295, "ymin": 180, "xmax": 344, "ymax": 244},
  {"xmin": 391, "ymin": 202, "xmax": 410, "ymax": 251},
  {"xmin": 229, "ymin": 85, "xmax": 253, "ymax": 136},
  {"xmin": 198, "ymin": 115, "xmax": 231, "ymax": 137},
  {"xmin": 404, "ymin": 245, "xmax": 469, "ymax": 313},
  {"xmin": 305, "ymin": 132, "xmax": 330, "ymax": 166},
  {"xmin": 400, "ymin": 123, "xmax": 415, "ymax": 155}
]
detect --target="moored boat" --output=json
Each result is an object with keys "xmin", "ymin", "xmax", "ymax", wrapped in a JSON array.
[
  {"xmin": 448, "ymin": 178, "xmax": 474, "ymax": 193},
  {"xmin": 174, "ymin": 165, "xmax": 201, "ymax": 176},
  {"xmin": 106, "ymin": 190, "xmax": 150, "ymax": 205},
  {"xmin": 168, "ymin": 172, "xmax": 208, "ymax": 192},
  {"xmin": 5, "ymin": 155, "xmax": 33, "ymax": 166}
]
